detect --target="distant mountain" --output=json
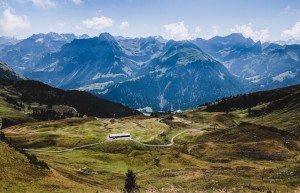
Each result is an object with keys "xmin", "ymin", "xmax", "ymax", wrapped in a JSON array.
[
  {"xmin": 24, "ymin": 33, "xmax": 241, "ymax": 111},
  {"xmin": 0, "ymin": 61, "xmax": 24, "ymax": 81},
  {"xmin": 274, "ymin": 39, "xmax": 300, "ymax": 45},
  {"xmin": 193, "ymin": 33, "xmax": 300, "ymax": 91},
  {"xmin": 0, "ymin": 32, "xmax": 89, "ymax": 74},
  {"xmin": 117, "ymin": 36, "xmax": 164, "ymax": 63},
  {"xmin": 100, "ymin": 41, "xmax": 241, "ymax": 111},
  {"xmin": 0, "ymin": 36, "xmax": 19, "ymax": 50},
  {"xmin": 3, "ymin": 32, "xmax": 299, "ymax": 111},
  {"xmin": 26, "ymin": 33, "xmax": 139, "ymax": 89}
]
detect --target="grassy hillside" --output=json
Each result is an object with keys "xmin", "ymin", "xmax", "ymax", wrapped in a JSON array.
[
  {"xmin": 2, "ymin": 84, "xmax": 300, "ymax": 192},
  {"xmin": 0, "ymin": 79, "xmax": 140, "ymax": 128},
  {"xmin": 0, "ymin": 139, "xmax": 99, "ymax": 193}
]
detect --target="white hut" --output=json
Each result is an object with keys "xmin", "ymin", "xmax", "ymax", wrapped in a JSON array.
[{"xmin": 108, "ymin": 133, "xmax": 131, "ymax": 140}]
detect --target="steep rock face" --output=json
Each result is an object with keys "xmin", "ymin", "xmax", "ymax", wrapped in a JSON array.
[
  {"xmin": 101, "ymin": 41, "xmax": 241, "ymax": 111},
  {"xmin": 0, "ymin": 62, "xmax": 24, "ymax": 81},
  {"xmin": 193, "ymin": 33, "xmax": 300, "ymax": 91},
  {"xmin": 0, "ymin": 32, "xmax": 87, "ymax": 73}
]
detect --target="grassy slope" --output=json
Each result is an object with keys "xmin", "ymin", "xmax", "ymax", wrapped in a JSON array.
[
  {"xmin": 0, "ymin": 141, "xmax": 97, "ymax": 193},
  {"xmin": 2, "ymin": 84, "xmax": 300, "ymax": 192},
  {"xmin": 0, "ymin": 96, "xmax": 34, "ymax": 126}
]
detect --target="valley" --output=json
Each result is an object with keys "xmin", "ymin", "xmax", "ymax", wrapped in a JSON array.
[{"xmin": 1, "ymin": 84, "xmax": 300, "ymax": 192}]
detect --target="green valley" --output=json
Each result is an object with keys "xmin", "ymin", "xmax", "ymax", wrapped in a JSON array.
[{"xmin": 1, "ymin": 84, "xmax": 300, "ymax": 192}]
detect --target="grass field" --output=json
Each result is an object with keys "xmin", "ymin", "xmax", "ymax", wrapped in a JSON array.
[{"xmin": 3, "ymin": 105, "xmax": 300, "ymax": 192}]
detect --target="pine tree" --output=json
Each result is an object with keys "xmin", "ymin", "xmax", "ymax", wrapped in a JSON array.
[{"xmin": 123, "ymin": 169, "xmax": 139, "ymax": 193}]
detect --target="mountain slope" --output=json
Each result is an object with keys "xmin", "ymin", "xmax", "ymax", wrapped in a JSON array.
[
  {"xmin": 26, "ymin": 33, "xmax": 139, "ymax": 89},
  {"xmin": 0, "ymin": 32, "xmax": 87, "ymax": 74},
  {"xmin": 203, "ymin": 83, "xmax": 300, "ymax": 135},
  {"xmin": 101, "ymin": 41, "xmax": 241, "ymax": 111},
  {"xmin": 0, "ymin": 79, "xmax": 140, "ymax": 128},
  {"xmin": 0, "ymin": 62, "xmax": 24, "ymax": 81},
  {"xmin": 193, "ymin": 33, "xmax": 300, "ymax": 91},
  {"xmin": 0, "ymin": 36, "xmax": 19, "ymax": 50}
]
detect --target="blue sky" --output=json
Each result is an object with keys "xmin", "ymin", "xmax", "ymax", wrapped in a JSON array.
[{"xmin": 0, "ymin": 0, "xmax": 300, "ymax": 41}]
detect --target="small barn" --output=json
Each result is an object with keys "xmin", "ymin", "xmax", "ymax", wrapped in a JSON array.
[{"xmin": 108, "ymin": 133, "xmax": 131, "ymax": 140}]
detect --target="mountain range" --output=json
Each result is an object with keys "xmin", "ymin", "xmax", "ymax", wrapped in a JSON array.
[
  {"xmin": 0, "ymin": 32, "xmax": 299, "ymax": 111},
  {"xmin": 0, "ymin": 33, "xmax": 89, "ymax": 74},
  {"xmin": 193, "ymin": 33, "xmax": 300, "ymax": 91}
]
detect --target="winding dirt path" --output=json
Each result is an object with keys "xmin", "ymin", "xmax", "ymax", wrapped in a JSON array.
[{"xmin": 25, "ymin": 128, "xmax": 201, "ymax": 153}]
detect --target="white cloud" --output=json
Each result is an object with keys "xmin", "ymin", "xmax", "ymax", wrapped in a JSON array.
[
  {"xmin": 281, "ymin": 22, "xmax": 300, "ymax": 40},
  {"xmin": 189, "ymin": 26, "xmax": 202, "ymax": 39},
  {"xmin": 31, "ymin": 0, "xmax": 56, "ymax": 8},
  {"xmin": 211, "ymin": 25, "xmax": 219, "ymax": 36},
  {"xmin": 70, "ymin": 0, "xmax": 82, "ymax": 5},
  {"xmin": 0, "ymin": 8, "xmax": 31, "ymax": 36},
  {"xmin": 163, "ymin": 21, "xmax": 190, "ymax": 40},
  {"xmin": 75, "ymin": 25, "xmax": 82, "ymax": 30},
  {"xmin": 230, "ymin": 23, "xmax": 269, "ymax": 41},
  {"xmin": 82, "ymin": 16, "xmax": 114, "ymax": 31},
  {"xmin": 120, "ymin": 21, "xmax": 129, "ymax": 29},
  {"xmin": 57, "ymin": 22, "xmax": 65, "ymax": 27}
]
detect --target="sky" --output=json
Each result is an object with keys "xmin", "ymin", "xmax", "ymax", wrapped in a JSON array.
[{"xmin": 0, "ymin": 0, "xmax": 300, "ymax": 42}]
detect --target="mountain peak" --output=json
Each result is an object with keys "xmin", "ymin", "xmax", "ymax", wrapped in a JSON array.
[
  {"xmin": 208, "ymin": 33, "xmax": 255, "ymax": 47},
  {"xmin": 99, "ymin": 32, "xmax": 115, "ymax": 41}
]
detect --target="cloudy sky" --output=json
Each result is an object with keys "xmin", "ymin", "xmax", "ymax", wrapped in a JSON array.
[{"xmin": 0, "ymin": 0, "xmax": 300, "ymax": 41}]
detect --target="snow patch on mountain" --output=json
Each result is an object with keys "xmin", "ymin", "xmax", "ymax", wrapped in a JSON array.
[
  {"xmin": 287, "ymin": 51, "xmax": 299, "ymax": 61},
  {"xmin": 102, "ymin": 73, "xmax": 125, "ymax": 78},
  {"xmin": 92, "ymin": 73, "xmax": 125, "ymax": 80},
  {"xmin": 78, "ymin": 81, "xmax": 114, "ymax": 91},
  {"xmin": 35, "ymin": 38, "xmax": 44, "ymax": 43},
  {"xmin": 272, "ymin": 71, "xmax": 297, "ymax": 82},
  {"xmin": 218, "ymin": 71, "xmax": 225, "ymax": 80},
  {"xmin": 34, "ymin": 60, "xmax": 59, "ymax": 72},
  {"xmin": 246, "ymin": 75, "xmax": 262, "ymax": 83},
  {"xmin": 158, "ymin": 81, "xmax": 172, "ymax": 110},
  {"xmin": 92, "ymin": 73, "xmax": 101, "ymax": 80},
  {"xmin": 126, "ymin": 76, "xmax": 143, "ymax": 82},
  {"xmin": 150, "ymin": 67, "xmax": 168, "ymax": 74},
  {"xmin": 122, "ymin": 66, "xmax": 132, "ymax": 76}
]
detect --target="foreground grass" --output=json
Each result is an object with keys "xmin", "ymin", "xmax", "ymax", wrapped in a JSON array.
[{"xmin": 3, "ymin": 110, "xmax": 300, "ymax": 192}]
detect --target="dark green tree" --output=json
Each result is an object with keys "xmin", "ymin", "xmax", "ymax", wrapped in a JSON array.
[{"xmin": 123, "ymin": 169, "xmax": 139, "ymax": 193}]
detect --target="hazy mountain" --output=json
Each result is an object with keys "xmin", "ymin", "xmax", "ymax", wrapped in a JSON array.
[
  {"xmin": 0, "ymin": 36, "xmax": 19, "ymax": 50},
  {"xmin": 193, "ymin": 33, "xmax": 300, "ymax": 91},
  {"xmin": 100, "ymin": 41, "xmax": 241, "ymax": 111},
  {"xmin": 117, "ymin": 36, "xmax": 164, "ymax": 63},
  {"xmin": 3, "ymin": 32, "xmax": 299, "ymax": 111},
  {"xmin": 25, "ymin": 34, "xmax": 241, "ymax": 111},
  {"xmin": 0, "ymin": 32, "xmax": 88, "ymax": 74},
  {"xmin": 274, "ymin": 39, "xmax": 300, "ymax": 45},
  {"xmin": 26, "ymin": 33, "xmax": 139, "ymax": 89}
]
